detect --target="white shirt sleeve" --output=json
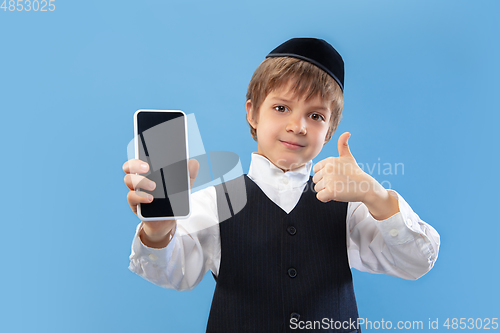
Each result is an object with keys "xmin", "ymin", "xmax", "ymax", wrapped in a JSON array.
[
  {"xmin": 128, "ymin": 186, "xmax": 221, "ymax": 291},
  {"xmin": 347, "ymin": 190, "xmax": 440, "ymax": 280}
]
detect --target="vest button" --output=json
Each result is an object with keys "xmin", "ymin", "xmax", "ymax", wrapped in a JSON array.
[
  {"xmin": 287, "ymin": 226, "xmax": 297, "ymax": 235},
  {"xmin": 288, "ymin": 268, "xmax": 297, "ymax": 278},
  {"xmin": 290, "ymin": 312, "xmax": 300, "ymax": 321}
]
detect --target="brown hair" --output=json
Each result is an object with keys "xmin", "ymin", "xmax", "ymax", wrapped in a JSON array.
[{"xmin": 246, "ymin": 57, "xmax": 344, "ymax": 142}]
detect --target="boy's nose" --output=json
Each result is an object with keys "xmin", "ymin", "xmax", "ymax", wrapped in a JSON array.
[{"xmin": 286, "ymin": 117, "xmax": 306, "ymax": 135}]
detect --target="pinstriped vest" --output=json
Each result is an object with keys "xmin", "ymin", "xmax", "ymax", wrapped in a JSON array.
[{"xmin": 206, "ymin": 175, "xmax": 359, "ymax": 333}]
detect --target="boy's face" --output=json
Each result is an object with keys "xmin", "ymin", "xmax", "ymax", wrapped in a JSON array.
[{"xmin": 246, "ymin": 82, "xmax": 331, "ymax": 172}]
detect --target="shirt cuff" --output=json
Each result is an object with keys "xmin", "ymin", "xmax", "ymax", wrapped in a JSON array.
[
  {"xmin": 129, "ymin": 222, "xmax": 176, "ymax": 268},
  {"xmin": 373, "ymin": 190, "xmax": 423, "ymax": 245}
]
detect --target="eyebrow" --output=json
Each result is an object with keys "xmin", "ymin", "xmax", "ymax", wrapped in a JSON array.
[{"xmin": 270, "ymin": 97, "xmax": 330, "ymax": 112}]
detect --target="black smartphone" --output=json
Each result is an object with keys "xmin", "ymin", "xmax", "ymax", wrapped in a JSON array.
[{"xmin": 134, "ymin": 110, "xmax": 190, "ymax": 220}]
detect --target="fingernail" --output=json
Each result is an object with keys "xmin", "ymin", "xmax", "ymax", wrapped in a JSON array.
[
  {"xmin": 147, "ymin": 194, "xmax": 153, "ymax": 201},
  {"xmin": 149, "ymin": 181, "xmax": 155, "ymax": 190},
  {"xmin": 141, "ymin": 163, "xmax": 148, "ymax": 171}
]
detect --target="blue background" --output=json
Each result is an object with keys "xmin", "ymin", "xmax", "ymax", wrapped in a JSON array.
[{"xmin": 1, "ymin": 0, "xmax": 499, "ymax": 332}]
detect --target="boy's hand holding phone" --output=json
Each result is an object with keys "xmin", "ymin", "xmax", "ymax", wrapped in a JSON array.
[
  {"xmin": 123, "ymin": 158, "xmax": 199, "ymax": 248},
  {"xmin": 312, "ymin": 132, "xmax": 399, "ymax": 220}
]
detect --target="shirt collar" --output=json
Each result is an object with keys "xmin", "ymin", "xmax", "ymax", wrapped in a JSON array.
[{"xmin": 247, "ymin": 153, "xmax": 312, "ymax": 189}]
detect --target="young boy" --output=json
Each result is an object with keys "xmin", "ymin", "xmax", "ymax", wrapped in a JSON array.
[{"xmin": 123, "ymin": 38, "xmax": 440, "ymax": 332}]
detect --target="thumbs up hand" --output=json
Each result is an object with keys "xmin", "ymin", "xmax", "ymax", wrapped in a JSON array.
[
  {"xmin": 313, "ymin": 132, "xmax": 381, "ymax": 204},
  {"xmin": 313, "ymin": 132, "xmax": 400, "ymax": 220}
]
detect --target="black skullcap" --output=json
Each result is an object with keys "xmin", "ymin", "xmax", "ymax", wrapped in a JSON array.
[{"xmin": 266, "ymin": 37, "xmax": 345, "ymax": 91}]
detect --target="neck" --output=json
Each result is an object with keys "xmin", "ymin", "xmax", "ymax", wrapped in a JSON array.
[{"xmin": 254, "ymin": 153, "xmax": 306, "ymax": 173}]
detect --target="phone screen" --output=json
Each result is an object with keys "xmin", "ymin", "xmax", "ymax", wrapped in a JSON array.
[{"xmin": 135, "ymin": 110, "xmax": 190, "ymax": 219}]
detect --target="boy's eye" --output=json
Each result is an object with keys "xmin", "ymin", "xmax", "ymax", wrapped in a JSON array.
[
  {"xmin": 310, "ymin": 113, "xmax": 325, "ymax": 122},
  {"xmin": 274, "ymin": 105, "xmax": 289, "ymax": 113}
]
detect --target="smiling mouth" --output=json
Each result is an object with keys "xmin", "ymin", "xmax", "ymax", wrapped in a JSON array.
[{"xmin": 280, "ymin": 140, "xmax": 305, "ymax": 149}]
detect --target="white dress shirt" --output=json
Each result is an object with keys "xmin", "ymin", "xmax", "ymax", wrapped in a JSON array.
[{"xmin": 129, "ymin": 153, "xmax": 440, "ymax": 291}]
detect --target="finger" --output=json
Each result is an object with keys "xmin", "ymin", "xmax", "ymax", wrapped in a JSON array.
[
  {"xmin": 127, "ymin": 190, "xmax": 154, "ymax": 208},
  {"xmin": 188, "ymin": 159, "xmax": 200, "ymax": 189},
  {"xmin": 123, "ymin": 159, "xmax": 149, "ymax": 174},
  {"xmin": 314, "ymin": 178, "xmax": 326, "ymax": 193},
  {"xmin": 124, "ymin": 174, "xmax": 156, "ymax": 191},
  {"xmin": 337, "ymin": 132, "xmax": 353, "ymax": 158},
  {"xmin": 313, "ymin": 159, "xmax": 326, "ymax": 173},
  {"xmin": 313, "ymin": 156, "xmax": 337, "ymax": 174},
  {"xmin": 313, "ymin": 159, "xmax": 338, "ymax": 183},
  {"xmin": 312, "ymin": 169, "xmax": 323, "ymax": 184},
  {"xmin": 316, "ymin": 189, "xmax": 331, "ymax": 203}
]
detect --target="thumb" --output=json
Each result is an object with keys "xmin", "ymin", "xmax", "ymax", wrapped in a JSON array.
[
  {"xmin": 337, "ymin": 132, "xmax": 353, "ymax": 158},
  {"xmin": 188, "ymin": 159, "xmax": 200, "ymax": 189}
]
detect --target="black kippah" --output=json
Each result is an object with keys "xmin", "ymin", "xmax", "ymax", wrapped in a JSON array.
[{"xmin": 266, "ymin": 37, "xmax": 345, "ymax": 91}]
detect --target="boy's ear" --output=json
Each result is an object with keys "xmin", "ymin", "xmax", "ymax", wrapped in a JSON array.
[
  {"xmin": 246, "ymin": 99, "xmax": 257, "ymax": 129},
  {"xmin": 324, "ymin": 129, "xmax": 333, "ymax": 145}
]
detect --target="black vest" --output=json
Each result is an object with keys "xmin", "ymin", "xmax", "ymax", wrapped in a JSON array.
[{"xmin": 206, "ymin": 175, "xmax": 359, "ymax": 333}]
